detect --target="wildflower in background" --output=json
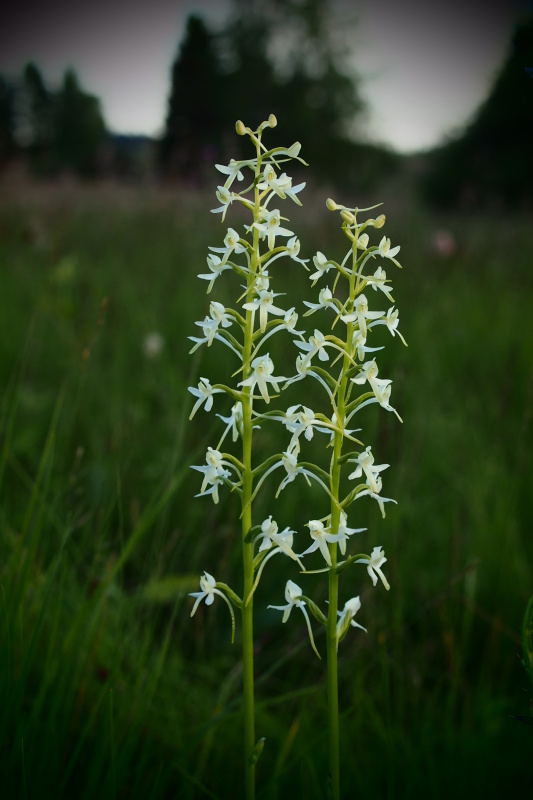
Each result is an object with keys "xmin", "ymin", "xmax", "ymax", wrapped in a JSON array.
[{"xmin": 143, "ymin": 331, "xmax": 164, "ymax": 360}]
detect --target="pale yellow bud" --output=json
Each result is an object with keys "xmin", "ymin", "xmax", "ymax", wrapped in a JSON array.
[
  {"xmin": 326, "ymin": 198, "xmax": 338, "ymax": 211},
  {"xmin": 268, "ymin": 114, "xmax": 277, "ymax": 128},
  {"xmin": 235, "ymin": 120, "xmax": 246, "ymax": 136},
  {"xmin": 374, "ymin": 214, "xmax": 386, "ymax": 228},
  {"xmin": 341, "ymin": 210, "xmax": 355, "ymax": 224}
]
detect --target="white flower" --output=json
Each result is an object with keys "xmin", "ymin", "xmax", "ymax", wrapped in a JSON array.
[
  {"xmin": 357, "ymin": 233, "xmax": 369, "ymax": 250},
  {"xmin": 286, "ymin": 236, "xmax": 308, "ymax": 264},
  {"xmin": 243, "ymin": 289, "xmax": 286, "ymax": 332},
  {"xmin": 257, "ymin": 165, "xmax": 305, "ymax": 204},
  {"xmin": 295, "ymin": 329, "xmax": 330, "ymax": 363},
  {"xmin": 197, "ymin": 253, "xmax": 232, "ymax": 292},
  {"xmin": 143, "ymin": 332, "xmax": 164, "ymax": 359},
  {"xmin": 253, "ymin": 209, "xmax": 294, "ymax": 251},
  {"xmin": 189, "ymin": 571, "xmax": 219, "ymax": 614},
  {"xmin": 351, "ymin": 359, "xmax": 400, "ymax": 418},
  {"xmin": 268, "ymin": 579, "xmax": 305, "ymax": 623},
  {"xmin": 191, "ymin": 447, "xmax": 236, "ymax": 504},
  {"xmin": 347, "ymin": 446, "xmax": 389, "ymax": 494},
  {"xmin": 337, "ymin": 511, "xmax": 366, "ymax": 556},
  {"xmin": 277, "ymin": 447, "xmax": 301, "ymax": 493},
  {"xmin": 352, "ymin": 331, "xmax": 383, "ymax": 362},
  {"xmin": 216, "ymin": 401, "xmax": 244, "ymax": 443},
  {"xmin": 299, "ymin": 520, "xmax": 345, "ymax": 567},
  {"xmin": 211, "ymin": 186, "xmax": 237, "ymax": 220},
  {"xmin": 189, "ymin": 571, "xmax": 237, "ymax": 641},
  {"xmin": 209, "ymin": 227, "xmax": 247, "ymax": 265},
  {"xmin": 191, "ymin": 301, "xmax": 233, "ymax": 350},
  {"xmin": 341, "ymin": 294, "xmax": 383, "ymax": 339},
  {"xmin": 288, "ymin": 404, "xmax": 317, "ymax": 443},
  {"xmin": 188, "ymin": 377, "xmax": 224, "ymax": 419},
  {"xmin": 238, "ymin": 354, "xmax": 285, "ymax": 404},
  {"xmin": 366, "ymin": 267, "xmax": 394, "ymax": 303},
  {"xmin": 257, "ymin": 516, "xmax": 300, "ymax": 561},
  {"xmin": 303, "ymin": 287, "xmax": 336, "ymax": 315},
  {"xmin": 356, "ymin": 546, "xmax": 390, "ymax": 590},
  {"xmin": 348, "ymin": 446, "xmax": 394, "ymax": 513},
  {"xmin": 378, "ymin": 236, "xmax": 401, "ymax": 262},
  {"xmin": 336, "ymin": 596, "xmax": 367, "ymax": 640},
  {"xmin": 282, "ymin": 307, "xmax": 303, "ymax": 333},
  {"xmin": 268, "ymin": 580, "xmax": 320, "ymax": 657},
  {"xmin": 215, "ymin": 157, "xmax": 255, "ymax": 188},
  {"xmin": 369, "ymin": 306, "xmax": 408, "ymax": 346},
  {"xmin": 310, "ymin": 251, "xmax": 334, "ymax": 284}
]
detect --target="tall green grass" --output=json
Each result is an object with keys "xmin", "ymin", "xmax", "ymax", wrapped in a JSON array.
[{"xmin": 0, "ymin": 183, "xmax": 532, "ymax": 798}]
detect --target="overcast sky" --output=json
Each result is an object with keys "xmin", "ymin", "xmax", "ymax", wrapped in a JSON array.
[{"xmin": 1, "ymin": 0, "xmax": 530, "ymax": 153}]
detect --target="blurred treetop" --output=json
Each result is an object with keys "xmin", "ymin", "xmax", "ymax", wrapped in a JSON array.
[
  {"xmin": 159, "ymin": 0, "xmax": 397, "ymax": 188},
  {"xmin": 0, "ymin": 63, "xmax": 107, "ymax": 178},
  {"xmin": 421, "ymin": 15, "xmax": 533, "ymax": 210}
]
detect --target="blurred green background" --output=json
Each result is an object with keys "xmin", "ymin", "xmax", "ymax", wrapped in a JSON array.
[{"xmin": 1, "ymin": 2, "xmax": 533, "ymax": 798}]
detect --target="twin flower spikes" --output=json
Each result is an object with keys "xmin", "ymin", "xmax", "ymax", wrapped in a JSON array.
[{"xmin": 187, "ymin": 115, "xmax": 406, "ymax": 800}]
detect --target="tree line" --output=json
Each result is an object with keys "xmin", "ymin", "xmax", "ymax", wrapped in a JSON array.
[{"xmin": 1, "ymin": 0, "xmax": 532, "ymax": 207}]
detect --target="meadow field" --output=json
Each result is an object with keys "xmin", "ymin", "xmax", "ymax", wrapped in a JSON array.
[{"xmin": 1, "ymin": 173, "xmax": 532, "ymax": 799}]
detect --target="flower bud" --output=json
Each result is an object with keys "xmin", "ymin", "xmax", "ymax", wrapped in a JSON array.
[
  {"xmin": 341, "ymin": 210, "xmax": 355, "ymax": 224},
  {"xmin": 374, "ymin": 214, "xmax": 386, "ymax": 228},
  {"xmin": 326, "ymin": 198, "xmax": 338, "ymax": 211},
  {"xmin": 268, "ymin": 113, "xmax": 277, "ymax": 128},
  {"xmin": 235, "ymin": 120, "xmax": 246, "ymax": 136}
]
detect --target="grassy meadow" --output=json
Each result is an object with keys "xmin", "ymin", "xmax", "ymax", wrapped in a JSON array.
[{"xmin": 1, "ymin": 174, "xmax": 532, "ymax": 799}]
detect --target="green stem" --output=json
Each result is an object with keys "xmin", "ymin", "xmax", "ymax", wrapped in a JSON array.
[
  {"xmin": 326, "ymin": 236, "xmax": 359, "ymax": 800},
  {"xmin": 240, "ymin": 135, "xmax": 263, "ymax": 800}
]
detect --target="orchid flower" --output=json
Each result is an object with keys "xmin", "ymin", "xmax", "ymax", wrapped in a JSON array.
[{"xmin": 356, "ymin": 546, "xmax": 390, "ymax": 590}]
